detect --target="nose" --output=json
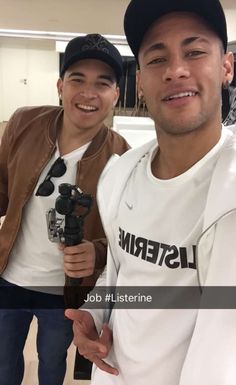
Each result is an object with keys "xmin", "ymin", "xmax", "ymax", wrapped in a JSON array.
[
  {"xmin": 162, "ymin": 56, "xmax": 190, "ymax": 82},
  {"xmin": 78, "ymin": 83, "xmax": 97, "ymax": 99}
]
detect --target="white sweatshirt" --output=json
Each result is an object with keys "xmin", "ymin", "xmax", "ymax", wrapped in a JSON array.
[{"xmin": 88, "ymin": 125, "xmax": 236, "ymax": 385}]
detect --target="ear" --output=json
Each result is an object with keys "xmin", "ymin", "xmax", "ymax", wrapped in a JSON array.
[
  {"xmin": 222, "ymin": 51, "xmax": 234, "ymax": 87},
  {"xmin": 57, "ymin": 78, "xmax": 63, "ymax": 98},
  {"xmin": 113, "ymin": 86, "xmax": 120, "ymax": 106},
  {"xmin": 136, "ymin": 70, "xmax": 144, "ymax": 99}
]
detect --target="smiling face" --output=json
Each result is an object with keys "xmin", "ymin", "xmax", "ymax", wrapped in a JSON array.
[
  {"xmin": 57, "ymin": 58, "xmax": 119, "ymax": 135},
  {"xmin": 137, "ymin": 12, "xmax": 233, "ymax": 138}
]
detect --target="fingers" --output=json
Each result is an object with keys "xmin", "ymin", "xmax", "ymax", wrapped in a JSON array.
[
  {"xmin": 64, "ymin": 263, "xmax": 94, "ymax": 278},
  {"xmin": 82, "ymin": 339, "xmax": 118, "ymax": 376},
  {"xmin": 78, "ymin": 336, "xmax": 107, "ymax": 357},
  {"xmin": 93, "ymin": 355, "xmax": 119, "ymax": 376},
  {"xmin": 65, "ymin": 308, "xmax": 86, "ymax": 322},
  {"xmin": 80, "ymin": 336, "xmax": 118, "ymax": 376},
  {"xmin": 79, "ymin": 323, "xmax": 116, "ymax": 374},
  {"xmin": 65, "ymin": 309, "xmax": 119, "ymax": 376},
  {"xmin": 61, "ymin": 240, "xmax": 95, "ymax": 256},
  {"xmin": 62, "ymin": 241, "xmax": 96, "ymax": 277},
  {"xmin": 65, "ymin": 309, "xmax": 96, "ymax": 330},
  {"xmin": 65, "ymin": 309, "xmax": 100, "ymax": 351}
]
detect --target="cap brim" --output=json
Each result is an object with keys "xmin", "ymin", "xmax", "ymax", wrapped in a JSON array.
[{"xmin": 60, "ymin": 50, "xmax": 123, "ymax": 82}]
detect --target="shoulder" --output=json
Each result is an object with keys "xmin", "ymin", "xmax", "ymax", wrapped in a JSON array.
[
  {"xmin": 6, "ymin": 105, "xmax": 62, "ymax": 136},
  {"xmin": 99, "ymin": 139, "xmax": 156, "ymax": 189},
  {"xmin": 105, "ymin": 127, "xmax": 131, "ymax": 153},
  {"xmin": 97, "ymin": 139, "xmax": 157, "ymax": 220},
  {"xmin": 10, "ymin": 105, "xmax": 62, "ymax": 123}
]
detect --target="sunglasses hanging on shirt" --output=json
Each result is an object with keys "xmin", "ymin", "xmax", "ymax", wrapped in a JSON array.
[{"xmin": 35, "ymin": 157, "xmax": 67, "ymax": 197}]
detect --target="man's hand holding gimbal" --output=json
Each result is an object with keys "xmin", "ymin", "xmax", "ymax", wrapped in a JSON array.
[
  {"xmin": 60, "ymin": 240, "xmax": 96, "ymax": 278},
  {"xmin": 65, "ymin": 309, "xmax": 119, "ymax": 375}
]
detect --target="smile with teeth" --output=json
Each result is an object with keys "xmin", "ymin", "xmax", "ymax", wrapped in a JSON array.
[
  {"xmin": 164, "ymin": 91, "xmax": 197, "ymax": 101},
  {"xmin": 76, "ymin": 103, "xmax": 98, "ymax": 112}
]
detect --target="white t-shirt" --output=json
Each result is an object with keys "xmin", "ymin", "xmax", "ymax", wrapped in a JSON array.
[
  {"xmin": 3, "ymin": 142, "xmax": 90, "ymax": 294},
  {"xmin": 92, "ymin": 130, "xmax": 230, "ymax": 385}
]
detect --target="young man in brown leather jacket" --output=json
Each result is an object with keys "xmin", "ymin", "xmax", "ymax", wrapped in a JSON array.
[{"xmin": 0, "ymin": 33, "xmax": 130, "ymax": 385}]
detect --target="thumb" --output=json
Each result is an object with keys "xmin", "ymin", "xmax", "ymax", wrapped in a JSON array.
[{"xmin": 65, "ymin": 308, "xmax": 85, "ymax": 322}]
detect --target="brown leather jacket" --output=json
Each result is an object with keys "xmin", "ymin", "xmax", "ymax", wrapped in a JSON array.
[{"xmin": 0, "ymin": 106, "xmax": 130, "ymax": 305}]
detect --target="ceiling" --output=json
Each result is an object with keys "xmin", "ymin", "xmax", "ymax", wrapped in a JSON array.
[
  {"xmin": 0, "ymin": 0, "xmax": 236, "ymax": 44},
  {"xmin": 0, "ymin": 0, "xmax": 130, "ymax": 36},
  {"xmin": 1, "ymin": 0, "xmax": 236, "ymax": 36}
]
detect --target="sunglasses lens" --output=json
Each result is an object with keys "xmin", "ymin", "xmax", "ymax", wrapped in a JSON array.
[
  {"xmin": 35, "ymin": 157, "xmax": 67, "ymax": 197},
  {"xmin": 50, "ymin": 158, "xmax": 66, "ymax": 177},
  {"xmin": 36, "ymin": 180, "xmax": 54, "ymax": 196}
]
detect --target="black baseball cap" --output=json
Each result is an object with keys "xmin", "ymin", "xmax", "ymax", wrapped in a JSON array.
[
  {"xmin": 60, "ymin": 33, "xmax": 123, "ymax": 82},
  {"xmin": 124, "ymin": 0, "xmax": 228, "ymax": 59}
]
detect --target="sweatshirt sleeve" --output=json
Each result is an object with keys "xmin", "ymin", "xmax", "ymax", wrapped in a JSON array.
[
  {"xmin": 82, "ymin": 244, "xmax": 119, "ymax": 334},
  {"xmin": 81, "ymin": 161, "xmax": 120, "ymax": 333},
  {"xmin": 179, "ymin": 213, "xmax": 236, "ymax": 385}
]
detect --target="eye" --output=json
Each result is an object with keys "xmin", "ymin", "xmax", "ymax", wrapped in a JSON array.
[
  {"xmin": 186, "ymin": 50, "xmax": 206, "ymax": 58},
  {"xmin": 147, "ymin": 57, "xmax": 166, "ymax": 65},
  {"xmin": 100, "ymin": 82, "xmax": 109, "ymax": 87},
  {"xmin": 97, "ymin": 81, "xmax": 112, "ymax": 88},
  {"xmin": 69, "ymin": 77, "xmax": 84, "ymax": 84}
]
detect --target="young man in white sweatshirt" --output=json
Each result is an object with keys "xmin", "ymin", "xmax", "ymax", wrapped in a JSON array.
[{"xmin": 66, "ymin": 1, "xmax": 236, "ymax": 384}]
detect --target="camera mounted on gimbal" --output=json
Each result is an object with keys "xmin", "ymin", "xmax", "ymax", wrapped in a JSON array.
[{"xmin": 47, "ymin": 183, "xmax": 92, "ymax": 244}]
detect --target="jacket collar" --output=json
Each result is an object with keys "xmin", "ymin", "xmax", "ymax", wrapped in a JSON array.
[
  {"xmin": 83, "ymin": 124, "xmax": 108, "ymax": 159},
  {"xmin": 47, "ymin": 107, "xmax": 64, "ymax": 145}
]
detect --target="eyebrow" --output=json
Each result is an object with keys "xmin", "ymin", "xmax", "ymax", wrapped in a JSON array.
[
  {"xmin": 68, "ymin": 72, "xmax": 115, "ymax": 83},
  {"xmin": 143, "ymin": 36, "xmax": 210, "ymax": 57}
]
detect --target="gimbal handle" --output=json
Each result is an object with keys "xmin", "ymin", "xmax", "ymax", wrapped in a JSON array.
[{"xmin": 55, "ymin": 184, "xmax": 93, "ymax": 287}]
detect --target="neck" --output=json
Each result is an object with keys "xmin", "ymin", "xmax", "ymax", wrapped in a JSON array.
[
  {"xmin": 58, "ymin": 116, "xmax": 103, "ymax": 156},
  {"xmin": 152, "ymin": 124, "xmax": 222, "ymax": 179}
]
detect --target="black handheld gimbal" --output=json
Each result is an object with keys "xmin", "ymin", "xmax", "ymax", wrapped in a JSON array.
[
  {"xmin": 47, "ymin": 183, "xmax": 93, "ymax": 380},
  {"xmin": 47, "ymin": 183, "xmax": 93, "ymax": 286}
]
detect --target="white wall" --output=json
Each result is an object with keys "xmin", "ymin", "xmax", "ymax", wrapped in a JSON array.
[
  {"xmin": 225, "ymin": 10, "xmax": 236, "ymax": 43},
  {"xmin": 1, "ymin": 5, "xmax": 236, "ymax": 123},
  {"xmin": 113, "ymin": 116, "xmax": 156, "ymax": 148},
  {"xmin": 0, "ymin": 39, "xmax": 59, "ymax": 121}
]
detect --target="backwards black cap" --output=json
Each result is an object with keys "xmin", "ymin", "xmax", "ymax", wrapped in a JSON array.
[
  {"xmin": 124, "ymin": 0, "xmax": 228, "ymax": 59},
  {"xmin": 60, "ymin": 33, "xmax": 123, "ymax": 82}
]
